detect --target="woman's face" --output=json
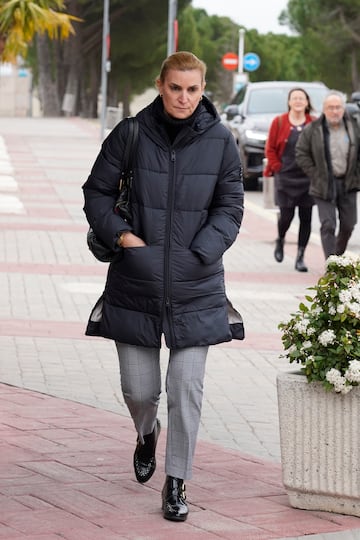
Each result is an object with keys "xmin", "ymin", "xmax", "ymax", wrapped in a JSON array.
[
  {"xmin": 288, "ymin": 90, "xmax": 308, "ymax": 114},
  {"xmin": 157, "ymin": 68, "xmax": 205, "ymax": 119}
]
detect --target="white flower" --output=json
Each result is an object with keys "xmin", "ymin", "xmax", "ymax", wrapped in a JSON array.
[
  {"xmin": 349, "ymin": 281, "xmax": 360, "ymax": 297},
  {"xmin": 326, "ymin": 368, "xmax": 342, "ymax": 383},
  {"xmin": 327, "ymin": 254, "xmax": 360, "ymax": 269},
  {"xmin": 339, "ymin": 290, "xmax": 352, "ymax": 303},
  {"xmin": 307, "ymin": 327, "xmax": 315, "ymax": 336},
  {"xmin": 295, "ymin": 318, "xmax": 310, "ymax": 333},
  {"xmin": 341, "ymin": 385, "xmax": 353, "ymax": 395},
  {"xmin": 351, "ymin": 288, "xmax": 360, "ymax": 302},
  {"xmin": 326, "ymin": 368, "xmax": 347, "ymax": 392},
  {"xmin": 349, "ymin": 302, "xmax": 360, "ymax": 317},
  {"xmin": 318, "ymin": 329, "xmax": 336, "ymax": 346},
  {"xmin": 280, "ymin": 254, "xmax": 360, "ymax": 394},
  {"xmin": 344, "ymin": 360, "xmax": 360, "ymax": 383},
  {"xmin": 334, "ymin": 382, "xmax": 345, "ymax": 392}
]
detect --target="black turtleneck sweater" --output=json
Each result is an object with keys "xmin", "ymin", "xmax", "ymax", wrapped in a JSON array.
[{"xmin": 153, "ymin": 97, "xmax": 202, "ymax": 143}]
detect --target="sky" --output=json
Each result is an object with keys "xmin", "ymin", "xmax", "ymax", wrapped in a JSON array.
[{"xmin": 191, "ymin": 0, "xmax": 291, "ymax": 35}]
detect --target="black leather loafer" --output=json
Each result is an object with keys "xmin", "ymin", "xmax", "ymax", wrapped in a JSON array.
[
  {"xmin": 133, "ymin": 419, "xmax": 161, "ymax": 483},
  {"xmin": 162, "ymin": 476, "xmax": 188, "ymax": 522}
]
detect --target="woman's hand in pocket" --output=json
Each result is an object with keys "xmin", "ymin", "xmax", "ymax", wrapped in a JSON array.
[{"xmin": 119, "ymin": 232, "xmax": 146, "ymax": 248}]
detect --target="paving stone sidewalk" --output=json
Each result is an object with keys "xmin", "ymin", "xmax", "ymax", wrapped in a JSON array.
[{"xmin": 3, "ymin": 382, "xmax": 360, "ymax": 540}]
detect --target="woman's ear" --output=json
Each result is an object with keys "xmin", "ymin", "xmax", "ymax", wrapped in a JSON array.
[{"xmin": 155, "ymin": 78, "xmax": 162, "ymax": 94}]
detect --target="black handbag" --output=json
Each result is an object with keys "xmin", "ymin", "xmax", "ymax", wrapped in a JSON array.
[{"xmin": 87, "ymin": 117, "xmax": 139, "ymax": 262}]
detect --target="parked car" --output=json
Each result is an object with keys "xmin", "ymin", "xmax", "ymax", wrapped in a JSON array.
[
  {"xmin": 346, "ymin": 91, "xmax": 360, "ymax": 115},
  {"xmin": 221, "ymin": 80, "xmax": 329, "ymax": 190}
]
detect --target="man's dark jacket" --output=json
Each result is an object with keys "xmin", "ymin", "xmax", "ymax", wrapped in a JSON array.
[
  {"xmin": 82, "ymin": 96, "xmax": 244, "ymax": 349},
  {"xmin": 296, "ymin": 112, "xmax": 360, "ymax": 201}
]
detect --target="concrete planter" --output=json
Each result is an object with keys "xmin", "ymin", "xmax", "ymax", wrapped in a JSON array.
[{"xmin": 277, "ymin": 370, "xmax": 360, "ymax": 517}]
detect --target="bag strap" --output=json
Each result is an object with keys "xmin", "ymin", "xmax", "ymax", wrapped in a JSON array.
[{"xmin": 122, "ymin": 116, "xmax": 139, "ymax": 176}]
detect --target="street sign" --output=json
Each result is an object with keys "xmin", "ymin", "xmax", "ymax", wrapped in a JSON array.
[
  {"xmin": 243, "ymin": 52, "xmax": 261, "ymax": 72},
  {"xmin": 222, "ymin": 52, "xmax": 238, "ymax": 71}
]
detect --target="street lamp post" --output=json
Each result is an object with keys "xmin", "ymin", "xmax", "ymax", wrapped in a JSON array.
[
  {"xmin": 100, "ymin": 0, "xmax": 110, "ymax": 140},
  {"xmin": 234, "ymin": 28, "xmax": 248, "ymax": 92},
  {"xmin": 167, "ymin": 0, "xmax": 177, "ymax": 56},
  {"xmin": 238, "ymin": 28, "xmax": 245, "ymax": 74}
]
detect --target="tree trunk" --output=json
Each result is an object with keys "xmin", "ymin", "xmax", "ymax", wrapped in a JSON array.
[
  {"xmin": 61, "ymin": 2, "xmax": 83, "ymax": 116},
  {"xmin": 122, "ymin": 79, "xmax": 131, "ymax": 118},
  {"xmin": 85, "ymin": 55, "xmax": 100, "ymax": 118},
  {"xmin": 351, "ymin": 46, "xmax": 359, "ymax": 91},
  {"xmin": 36, "ymin": 34, "xmax": 61, "ymax": 116},
  {"xmin": 0, "ymin": 34, "xmax": 6, "ymax": 57}
]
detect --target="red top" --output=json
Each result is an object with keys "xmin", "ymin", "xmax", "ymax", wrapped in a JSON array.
[{"xmin": 264, "ymin": 112, "xmax": 315, "ymax": 177}]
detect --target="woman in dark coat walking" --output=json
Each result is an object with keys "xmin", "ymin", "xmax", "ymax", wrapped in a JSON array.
[
  {"xmin": 82, "ymin": 51, "xmax": 244, "ymax": 522},
  {"xmin": 264, "ymin": 87, "xmax": 315, "ymax": 272}
]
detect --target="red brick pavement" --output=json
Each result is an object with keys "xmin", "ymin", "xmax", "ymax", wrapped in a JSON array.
[{"xmin": 1, "ymin": 382, "xmax": 360, "ymax": 540}]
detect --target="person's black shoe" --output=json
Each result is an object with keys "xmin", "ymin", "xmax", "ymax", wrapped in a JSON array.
[
  {"xmin": 295, "ymin": 247, "xmax": 308, "ymax": 272},
  {"xmin": 162, "ymin": 476, "xmax": 188, "ymax": 522},
  {"xmin": 274, "ymin": 238, "xmax": 284, "ymax": 262},
  {"xmin": 133, "ymin": 419, "xmax": 161, "ymax": 484}
]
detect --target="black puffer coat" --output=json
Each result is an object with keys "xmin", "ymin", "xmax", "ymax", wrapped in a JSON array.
[{"xmin": 83, "ymin": 96, "xmax": 244, "ymax": 349}]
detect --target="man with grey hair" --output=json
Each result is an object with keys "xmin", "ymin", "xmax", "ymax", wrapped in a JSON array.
[{"xmin": 296, "ymin": 90, "xmax": 360, "ymax": 259}]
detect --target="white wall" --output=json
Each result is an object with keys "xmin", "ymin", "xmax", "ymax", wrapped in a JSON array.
[{"xmin": 0, "ymin": 63, "xmax": 32, "ymax": 117}]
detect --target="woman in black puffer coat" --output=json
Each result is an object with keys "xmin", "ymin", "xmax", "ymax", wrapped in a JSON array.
[{"xmin": 83, "ymin": 51, "xmax": 244, "ymax": 522}]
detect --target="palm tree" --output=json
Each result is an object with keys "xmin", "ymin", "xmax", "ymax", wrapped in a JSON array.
[{"xmin": 0, "ymin": 0, "xmax": 80, "ymax": 61}]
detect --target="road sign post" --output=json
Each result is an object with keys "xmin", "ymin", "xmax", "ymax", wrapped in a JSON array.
[{"xmin": 238, "ymin": 29, "xmax": 245, "ymax": 74}]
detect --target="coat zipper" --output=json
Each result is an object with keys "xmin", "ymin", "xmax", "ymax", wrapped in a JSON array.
[{"xmin": 163, "ymin": 149, "xmax": 176, "ymax": 345}]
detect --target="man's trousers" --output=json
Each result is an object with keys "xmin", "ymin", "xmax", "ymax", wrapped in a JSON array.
[{"xmin": 314, "ymin": 180, "xmax": 357, "ymax": 258}]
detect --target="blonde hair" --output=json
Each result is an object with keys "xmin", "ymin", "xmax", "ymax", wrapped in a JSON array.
[{"xmin": 158, "ymin": 51, "xmax": 207, "ymax": 84}]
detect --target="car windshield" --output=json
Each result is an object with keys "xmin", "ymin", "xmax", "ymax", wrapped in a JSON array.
[{"xmin": 246, "ymin": 87, "xmax": 328, "ymax": 115}]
